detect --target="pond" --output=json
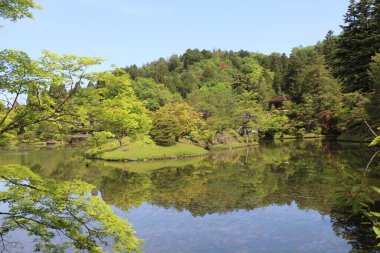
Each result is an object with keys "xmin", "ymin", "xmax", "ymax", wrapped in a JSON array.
[{"xmin": 0, "ymin": 139, "xmax": 379, "ymax": 253}]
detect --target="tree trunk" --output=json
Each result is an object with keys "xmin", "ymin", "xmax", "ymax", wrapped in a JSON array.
[{"xmin": 117, "ymin": 136, "xmax": 123, "ymax": 147}]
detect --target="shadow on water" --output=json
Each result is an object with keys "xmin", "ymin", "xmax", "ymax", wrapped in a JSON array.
[{"xmin": 0, "ymin": 139, "xmax": 379, "ymax": 252}]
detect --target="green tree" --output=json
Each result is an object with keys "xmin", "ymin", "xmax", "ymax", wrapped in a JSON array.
[
  {"xmin": 0, "ymin": 0, "xmax": 41, "ymax": 22},
  {"xmin": 131, "ymin": 77, "xmax": 177, "ymax": 111},
  {"xmin": 0, "ymin": 164, "xmax": 142, "ymax": 252},
  {"xmin": 0, "ymin": 50, "xmax": 103, "ymax": 143},
  {"xmin": 337, "ymin": 92, "xmax": 369, "ymax": 132},
  {"xmin": 284, "ymin": 46, "xmax": 320, "ymax": 102},
  {"xmin": 90, "ymin": 72, "xmax": 151, "ymax": 147},
  {"xmin": 187, "ymin": 83, "xmax": 238, "ymax": 130},
  {"xmin": 150, "ymin": 103, "xmax": 204, "ymax": 145},
  {"xmin": 236, "ymin": 57, "xmax": 276, "ymax": 103},
  {"xmin": 327, "ymin": 0, "xmax": 380, "ymax": 92},
  {"xmin": 181, "ymin": 49, "xmax": 203, "ymax": 69}
]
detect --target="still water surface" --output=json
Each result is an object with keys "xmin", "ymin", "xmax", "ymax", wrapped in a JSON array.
[{"xmin": 1, "ymin": 139, "xmax": 379, "ymax": 252}]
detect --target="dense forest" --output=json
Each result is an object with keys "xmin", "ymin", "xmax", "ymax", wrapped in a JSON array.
[
  {"xmin": 1, "ymin": 0, "xmax": 380, "ymax": 252},
  {"xmin": 1, "ymin": 1, "xmax": 380, "ymax": 151}
]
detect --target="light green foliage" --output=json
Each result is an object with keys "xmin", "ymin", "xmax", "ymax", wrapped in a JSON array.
[
  {"xmin": 131, "ymin": 77, "xmax": 178, "ymax": 111},
  {"xmin": 235, "ymin": 91, "xmax": 288, "ymax": 138},
  {"xmin": 369, "ymin": 136, "xmax": 380, "ymax": 147},
  {"xmin": 90, "ymin": 71, "xmax": 151, "ymax": 147},
  {"xmin": 238, "ymin": 57, "xmax": 276, "ymax": 103},
  {"xmin": 0, "ymin": 0, "xmax": 41, "ymax": 22},
  {"xmin": 0, "ymin": 50, "xmax": 103, "ymax": 140},
  {"xmin": 234, "ymin": 92, "xmax": 265, "ymax": 132},
  {"xmin": 150, "ymin": 103, "xmax": 205, "ymax": 146},
  {"xmin": 0, "ymin": 132, "xmax": 15, "ymax": 147},
  {"xmin": 85, "ymin": 137, "xmax": 208, "ymax": 160},
  {"xmin": 88, "ymin": 131, "xmax": 115, "ymax": 147},
  {"xmin": 187, "ymin": 83, "xmax": 237, "ymax": 130},
  {"xmin": 337, "ymin": 92, "xmax": 369, "ymax": 131},
  {"xmin": 260, "ymin": 110, "xmax": 289, "ymax": 138},
  {"xmin": 0, "ymin": 164, "xmax": 143, "ymax": 252}
]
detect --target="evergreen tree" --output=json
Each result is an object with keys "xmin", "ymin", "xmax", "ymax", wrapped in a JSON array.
[{"xmin": 328, "ymin": 0, "xmax": 380, "ymax": 92}]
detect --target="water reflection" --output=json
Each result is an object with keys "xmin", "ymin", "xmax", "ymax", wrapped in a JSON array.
[{"xmin": 0, "ymin": 139, "xmax": 379, "ymax": 252}]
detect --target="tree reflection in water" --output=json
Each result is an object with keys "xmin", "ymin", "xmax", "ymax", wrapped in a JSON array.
[{"xmin": 1, "ymin": 139, "xmax": 379, "ymax": 252}]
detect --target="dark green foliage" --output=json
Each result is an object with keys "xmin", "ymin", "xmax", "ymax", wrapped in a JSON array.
[
  {"xmin": 326, "ymin": 0, "xmax": 380, "ymax": 92},
  {"xmin": 284, "ymin": 46, "xmax": 320, "ymax": 102},
  {"xmin": 181, "ymin": 49, "xmax": 204, "ymax": 69},
  {"xmin": 150, "ymin": 115, "xmax": 180, "ymax": 146}
]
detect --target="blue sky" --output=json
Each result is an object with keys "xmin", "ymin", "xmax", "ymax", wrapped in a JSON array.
[{"xmin": 1, "ymin": 0, "xmax": 349, "ymax": 70}]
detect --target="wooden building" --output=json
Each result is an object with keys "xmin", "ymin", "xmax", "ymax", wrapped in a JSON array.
[{"xmin": 268, "ymin": 95, "xmax": 291, "ymax": 109}]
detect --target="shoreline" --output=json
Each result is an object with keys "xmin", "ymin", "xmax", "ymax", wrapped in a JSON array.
[{"xmin": 86, "ymin": 142, "xmax": 259, "ymax": 162}]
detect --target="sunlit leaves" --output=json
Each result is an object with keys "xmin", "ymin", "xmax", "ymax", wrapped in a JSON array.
[
  {"xmin": 89, "ymin": 70, "xmax": 151, "ymax": 146},
  {"xmin": 0, "ymin": 0, "xmax": 42, "ymax": 22},
  {"xmin": 150, "ymin": 103, "xmax": 204, "ymax": 146},
  {"xmin": 0, "ymin": 164, "xmax": 143, "ymax": 252},
  {"xmin": 0, "ymin": 50, "xmax": 103, "ymax": 138}
]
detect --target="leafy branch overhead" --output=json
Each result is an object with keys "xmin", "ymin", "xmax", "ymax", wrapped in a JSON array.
[
  {"xmin": 0, "ymin": 164, "xmax": 143, "ymax": 252},
  {"xmin": 0, "ymin": 0, "xmax": 42, "ymax": 22},
  {"xmin": 0, "ymin": 50, "xmax": 103, "ymax": 137}
]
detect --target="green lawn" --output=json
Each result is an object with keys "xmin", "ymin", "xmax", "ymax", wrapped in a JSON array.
[{"xmin": 85, "ymin": 138, "xmax": 209, "ymax": 161}]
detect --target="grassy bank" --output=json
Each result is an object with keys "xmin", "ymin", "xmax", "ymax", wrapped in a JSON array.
[{"xmin": 85, "ymin": 138, "xmax": 209, "ymax": 161}]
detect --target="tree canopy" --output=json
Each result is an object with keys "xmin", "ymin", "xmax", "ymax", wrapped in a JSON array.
[
  {"xmin": 0, "ymin": 0, "xmax": 41, "ymax": 22},
  {"xmin": 0, "ymin": 164, "xmax": 142, "ymax": 252}
]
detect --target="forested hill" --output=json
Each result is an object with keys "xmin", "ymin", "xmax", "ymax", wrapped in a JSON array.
[
  {"xmin": 124, "ymin": 49, "xmax": 290, "ymax": 100},
  {"xmin": 1, "ymin": 0, "xmax": 379, "ymax": 148},
  {"xmin": 124, "ymin": 45, "xmax": 336, "ymax": 104},
  {"xmin": 122, "ymin": 0, "xmax": 380, "ymax": 141},
  {"xmin": 122, "ymin": 43, "xmax": 374, "ymax": 140}
]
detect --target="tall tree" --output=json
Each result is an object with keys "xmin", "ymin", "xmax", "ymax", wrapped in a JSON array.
[
  {"xmin": 0, "ymin": 50, "xmax": 103, "ymax": 139},
  {"xmin": 327, "ymin": 0, "xmax": 380, "ymax": 92},
  {"xmin": 89, "ymin": 71, "xmax": 151, "ymax": 147}
]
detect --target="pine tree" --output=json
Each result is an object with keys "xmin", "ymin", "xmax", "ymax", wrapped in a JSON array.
[{"xmin": 329, "ymin": 0, "xmax": 380, "ymax": 92}]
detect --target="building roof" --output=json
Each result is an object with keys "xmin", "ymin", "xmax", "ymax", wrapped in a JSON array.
[{"xmin": 268, "ymin": 95, "xmax": 291, "ymax": 103}]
